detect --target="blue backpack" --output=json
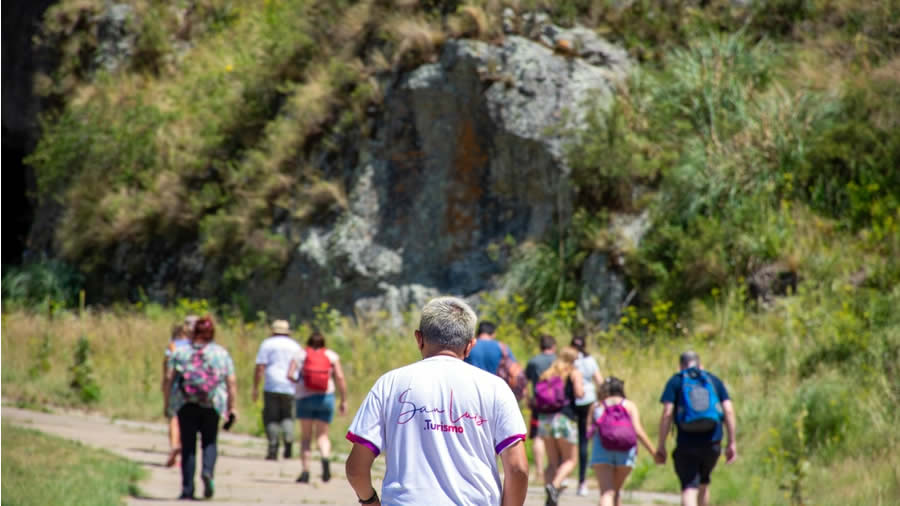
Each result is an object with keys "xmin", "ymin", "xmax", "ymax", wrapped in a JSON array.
[{"xmin": 676, "ymin": 368, "xmax": 723, "ymax": 432}]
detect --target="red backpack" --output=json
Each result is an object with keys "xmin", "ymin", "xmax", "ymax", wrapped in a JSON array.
[{"xmin": 302, "ymin": 348, "xmax": 331, "ymax": 392}]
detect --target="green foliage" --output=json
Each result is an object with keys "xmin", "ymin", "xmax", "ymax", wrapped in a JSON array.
[
  {"xmin": 28, "ymin": 333, "xmax": 54, "ymax": 379},
  {"xmin": 312, "ymin": 302, "xmax": 342, "ymax": 334},
  {"xmin": 792, "ymin": 80, "xmax": 900, "ymax": 233},
  {"xmin": 1, "ymin": 260, "xmax": 84, "ymax": 309},
  {"xmin": 70, "ymin": 336, "xmax": 101, "ymax": 403}
]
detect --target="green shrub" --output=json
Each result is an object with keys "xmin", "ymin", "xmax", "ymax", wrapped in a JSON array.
[
  {"xmin": 70, "ymin": 336, "xmax": 101, "ymax": 403},
  {"xmin": 1, "ymin": 260, "xmax": 84, "ymax": 309}
]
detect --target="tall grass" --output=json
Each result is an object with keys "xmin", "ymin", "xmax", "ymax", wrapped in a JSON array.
[{"xmin": 4, "ymin": 259, "xmax": 898, "ymax": 505}]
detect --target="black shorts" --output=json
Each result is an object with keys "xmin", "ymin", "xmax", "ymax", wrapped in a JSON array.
[
  {"xmin": 673, "ymin": 443, "xmax": 721, "ymax": 490},
  {"xmin": 529, "ymin": 412, "xmax": 540, "ymax": 439}
]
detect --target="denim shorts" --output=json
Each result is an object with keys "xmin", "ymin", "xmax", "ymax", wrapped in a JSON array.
[
  {"xmin": 590, "ymin": 437, "xmax": 637, "ymax": 467},
  {"xmin": 295, "ymin": 393, "xmax": 335, "ymax": 423}
]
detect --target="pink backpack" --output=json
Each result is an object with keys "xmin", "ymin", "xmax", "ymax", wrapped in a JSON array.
[{"xmin": 589, "ymin": 400, "xmax": 637, "ymax": 451}]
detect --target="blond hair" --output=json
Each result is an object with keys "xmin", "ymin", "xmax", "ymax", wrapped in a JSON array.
[{"xmin": 539, "ymin": 346, "xmax": 580, "ymax": 382}]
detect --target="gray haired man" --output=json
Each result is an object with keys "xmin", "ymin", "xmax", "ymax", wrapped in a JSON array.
[
  {"xmin": 656, "ymin": 351, "xmax": 737, "ymax": 506},
  {"xmin": 345, "ymin": 297, "xmax": 529, "ymax": 506}
]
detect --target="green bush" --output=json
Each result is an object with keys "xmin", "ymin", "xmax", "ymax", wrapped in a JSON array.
[
  {"xmin": 1, "ymin": 260, "xmax": 84, "ymax": 309},
  {"xmin": 70, "ymin": 336, "xmax": 101, "ymax": 403}
]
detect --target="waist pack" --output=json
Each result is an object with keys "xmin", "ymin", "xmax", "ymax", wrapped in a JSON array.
[
  {"xmin": 534, "ymin": 376, "xmax": 568, "ymax": 413},
  {"xmin": 302, "ymin": 348, "xmax": 331, "ymax": 392},
  {"xmin": 179, "ymin": 345, "xmax": 221, "ymax": 405},
  {"xmin": 676, "ymin": 367, "xmax": 723, "ymax": 432},
  {"xmin": 498, "ymin": 344, "xmax": 527, "ymax": 401},
  {"xmin": 590, "ymin": 401, "xmax": 637, "ymax": 451}
]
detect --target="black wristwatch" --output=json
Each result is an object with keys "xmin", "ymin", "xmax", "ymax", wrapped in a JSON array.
[{"xmin": 359, "ymin": 490, "xmax": 379, "ymax": 504}]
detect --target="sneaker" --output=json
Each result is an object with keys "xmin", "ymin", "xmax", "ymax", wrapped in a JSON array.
[
  {"xmin": 321, "ymin": 458, "xmax": 331, "ymax": 482},
  {"xmin": 201, "ymin": 472, "xmax": 214, "ymax": 499},
  {"xmin": 283, "ymin": 443, "xmax": 292, "ymax": 459},
  {"xmin": 265, "ymin": 447, "xmax": 278, "ymax": 460},
  {"xmin": 178, "ymin": 492, "xmax": 195, "ymax": 500},
  {"xmin": 576, "ymin": 482, "xmax": 589, "ymax": 496},
  {"xmin": 545, "ymin": 483, "xmax": 560, "ymax": 506},
  {"xmin": 296, "ymin": 470, "xmax": 310, "ymax": 483}
]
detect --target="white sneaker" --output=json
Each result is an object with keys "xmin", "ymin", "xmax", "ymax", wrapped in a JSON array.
[{"xmin": 576, "ymin": 483, "xmax": 589, "ymax": 496}]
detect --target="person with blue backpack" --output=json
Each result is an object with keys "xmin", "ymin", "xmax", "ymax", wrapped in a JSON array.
[{"xmin": 655, "ymin": 351, "xmax": 737, "ymax": 506}]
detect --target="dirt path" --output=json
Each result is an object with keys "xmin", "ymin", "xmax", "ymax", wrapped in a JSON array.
[{"xmin": 4, "ymin": 406, "xmax": 678, "ymax": 505}]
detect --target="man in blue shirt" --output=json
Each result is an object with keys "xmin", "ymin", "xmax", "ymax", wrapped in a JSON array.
[
  {"xmin": 656, "ymin": 351, "xmax": 737, "ymax": 506},
  {"xmin": 464, "ymin": 321, "xmax": 516, "ymax": 374}
]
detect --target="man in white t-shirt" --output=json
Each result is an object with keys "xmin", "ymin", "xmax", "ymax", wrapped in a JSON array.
[
  {"xmin": 345, "ymin": 297, "xmax": 529, "ymax": 506},
  {"xmin": 253, "ymin": 320, "xmax": 302, "ymax": 460}
]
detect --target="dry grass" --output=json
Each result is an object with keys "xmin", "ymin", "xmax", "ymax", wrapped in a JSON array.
[{"xmin": 383, "ymin": 15, "xmax": 447, "ymax": 68}]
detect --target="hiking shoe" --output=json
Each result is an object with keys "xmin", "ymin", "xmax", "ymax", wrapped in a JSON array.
[
  {"xmin": 545, "ymin": 484, "xmax": 560, "ymax": 506},
  {"xmin": 296, "ymin": 471, "xmax": 310, "ymax": 483},
  {"xmin": 265, "ymin": 447, "xmax": 278, "ymax": 460},
  {"xmin": 283, "ymin": 443, "xmax": 292, "ymax": 459},
  {"xmin": 576, "ymin": 482, "xmax": 589, "ymax": 496},
  {"xmin": 177, "ymin": 492, "xmax": 195, "ymax": 500},
  {"xmin": 201, "ymin": 472, "xmax": 214, "ymax": 499},
  {"xmin": 321, "ymin": 458, "xmax": 331, "ymax": 482}
]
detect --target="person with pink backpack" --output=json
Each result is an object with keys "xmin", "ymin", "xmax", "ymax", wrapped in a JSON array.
[
  {"xmin": 588, "ymin": 376, "xmax": 656, "ymax": 506},
  {"xmin": 533, "ymin": 346, "xmax": 584, "ymax": 506}
]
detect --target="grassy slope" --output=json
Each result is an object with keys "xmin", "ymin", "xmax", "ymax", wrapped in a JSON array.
[{"xmin": 1, "ymin": 422, "xmax": 145, "ymax": 506}]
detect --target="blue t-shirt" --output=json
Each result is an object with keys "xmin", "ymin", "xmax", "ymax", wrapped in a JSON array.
[
  {"xmin": 464, "ymin": 339, "xmax": 516, "ymax": 375},
  {"xmin": 660, "ymin": 370, "xmax": 730, "ymax": 446}
]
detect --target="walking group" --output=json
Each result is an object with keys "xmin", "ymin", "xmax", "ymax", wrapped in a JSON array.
[
  {"xmin": 162, "ymin": 316, "xmax": 345, "ymax": 500},
  {"xmin": 162, "ymin": 297, "xmax": 737, "ymax": 506}
]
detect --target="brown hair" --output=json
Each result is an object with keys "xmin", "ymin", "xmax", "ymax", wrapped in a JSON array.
[
  {"xmin": 194, "ymin": 316, "xmax": 215, "ymax": 342},
  {"xmin": 306, "ymin": 332, "xmax": 326, "ymax": 349},
  {"xmin": 602, "ymin": 376, "xmax": 626, "ymax": 398},
  {"xmin": 539, "ymin": 334, "xmax": 557, "ymax": 351}
]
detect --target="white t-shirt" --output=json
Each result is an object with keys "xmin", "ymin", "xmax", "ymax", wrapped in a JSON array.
[
  {"xmin": 255, "ymin": 335, "xmax": 302, "ymax": 395},
  {"xmin": 291, "ymin": 348, "xmax": 339, "ymax": 398},
  {"xmin": 347, "ymin": 356, "xmax": 527, "ymax": 506},
  {"xmin": 574, "ymin": 354, "xmax": 600, "ymax": 406}
]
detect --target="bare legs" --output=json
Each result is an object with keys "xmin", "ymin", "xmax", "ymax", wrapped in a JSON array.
[
  {"xmin": 299, "ymin": 418, "xmax": 314, "ymax": 473},
  {"xmin": 298, "ymin": 418, "xmax": 332, "ymax": 481},
  {"xmin": 681, "ymin": 484, "xmax": 710, "ymax": 506},
  {"xmin": 166, "ymin": 416, "xmax": 181, "ymax": 467},
  {"xmin": 594, "ymin": 463, "xmax": 632, "ymax": 506},
  {"xmin": 543, "ymin": 436, "xmax": 577, "ymax": 489},
  {"xmin": 314, "ymin": 420, "xmax": 331, "ymax": 459},
  {"xmin": 532, "ymin": 436, "xmax": 547, "ymax": 483}
]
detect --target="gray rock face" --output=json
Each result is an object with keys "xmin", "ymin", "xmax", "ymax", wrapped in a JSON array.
[
  {"xmin": 257, "ymin": 29, "xmax": 627, "ymax": 320},
  {"xmin": 94, "ymin": 3, "xmax": 135, "ymax": 72},
  {"xmin": 249, "ymin": 28, "xmax": 630, "ymax": 320},
  {"xmin": 579, "ymin": 251, "xmax": 627, "ymax": 327}
]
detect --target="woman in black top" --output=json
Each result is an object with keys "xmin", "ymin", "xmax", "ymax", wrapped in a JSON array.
[{"xmin": 536, "ymin": 346, "xmax": 584, "ymax": 506}]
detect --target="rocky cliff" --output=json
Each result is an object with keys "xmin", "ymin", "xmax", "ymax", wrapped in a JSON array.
[
  {"xmin": 15, "ymin": 4, "xmax": 637, "ymax": 324},
  {"xmin": 246, "ymin": 22, "xmax": 631, "ymax": 321}
]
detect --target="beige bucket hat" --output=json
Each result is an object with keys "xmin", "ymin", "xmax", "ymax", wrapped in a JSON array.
[{"xmin": 271, "ymin": 320, "xmax": 291, "ymax": 335}]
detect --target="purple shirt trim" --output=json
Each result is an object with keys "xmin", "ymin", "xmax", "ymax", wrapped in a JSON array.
[
  {"xmin": 495, "ymin": 433, "xmax": 526, "ymax": 455},
  {"xmin": 346, "ymin": 431, "xmax": 381, "ymax": 457}
]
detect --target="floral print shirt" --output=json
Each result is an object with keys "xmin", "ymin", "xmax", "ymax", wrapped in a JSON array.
[{"xmin": 167, "ymin": 342, "xmax": 235, "ymax": 417}]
